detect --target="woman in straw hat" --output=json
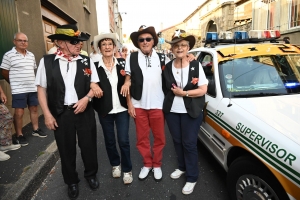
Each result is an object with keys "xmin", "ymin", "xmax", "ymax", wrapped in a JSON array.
[
  {"xmin": 162, "ymin": 30, "xmax": 208, "ymax": 195},
  {"xmin": 91, "ymin": 33, "xmax": 133, "ymax": 184}
]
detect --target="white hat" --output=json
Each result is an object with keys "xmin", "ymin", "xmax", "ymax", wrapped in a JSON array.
[{"xmin": 93, "ymin": 33, "xmax": 119, "ymax": 51}]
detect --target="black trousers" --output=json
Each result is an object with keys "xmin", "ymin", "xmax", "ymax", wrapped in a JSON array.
[{"xmin": 54, "ymin": 105, "xmax": 98, "ymax": 185}]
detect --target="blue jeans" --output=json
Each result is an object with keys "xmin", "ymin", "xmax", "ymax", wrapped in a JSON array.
[
  {"xmin": 98, "ymin": 111, "xmax": 132, "ymax": 172},
  {"xmin": 165, "ymin": 112, "xmax": 203, "ymax": 182}
]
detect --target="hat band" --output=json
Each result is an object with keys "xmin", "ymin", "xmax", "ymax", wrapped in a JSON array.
[{"xmin": 55, "ymin": 28, "xmax": 81, "ymax": 37}]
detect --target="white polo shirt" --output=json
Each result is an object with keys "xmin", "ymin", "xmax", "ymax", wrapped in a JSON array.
[
  {"xmin": 125, "ymin": 49, "xmax": 170, "ymax": 109},
  {"xmin": 0, "ymin": 47, "xmax": 37, "ymax": 94},
  {"xmin": 35, "ymin": 55, "xmax": 99, "ymax": 105}
]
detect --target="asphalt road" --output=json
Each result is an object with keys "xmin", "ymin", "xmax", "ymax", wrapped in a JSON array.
[{"xmin": 32, "ymin": 115, "xmax": 230, "ymax": 200}]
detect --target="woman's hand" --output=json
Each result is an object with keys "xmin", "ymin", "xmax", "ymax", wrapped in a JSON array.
[
  {"xmin": 120, "ymin": 76, "xmax": 131, "ymax": 97},
  {"xmin": 171, "ymin": 85, "xmax": 185, "ymax": 97},
  {"xmin": 90, "ymin": 82, "xmax": 103, "ymax": 98}
]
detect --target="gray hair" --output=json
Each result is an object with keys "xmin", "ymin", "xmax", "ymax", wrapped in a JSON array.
[{"xmin": 14, "ymin": 32, "xmax": 28, "ymax": 40}]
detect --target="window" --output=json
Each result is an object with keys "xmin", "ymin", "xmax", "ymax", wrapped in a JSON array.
[
  {"xmin": 290, "ymin": 0, "xmax": 300, "ymax": 28},
  {"xmin": 198, "ymin": 53, "xmax": 216, "ymax": 97}
]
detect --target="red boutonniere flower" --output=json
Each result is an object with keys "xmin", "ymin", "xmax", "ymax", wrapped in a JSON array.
[
  {"xmin": 83, "ymin": 68, "xmax": 92, "ymax": 77},
  {"xmin": 191, "ymin": 77, "xmax": 199, "ymax": 85},
  {"xmin": 161, "ymin": 65, "xmax": 166, "ymax": 71},
  {"xmin": 120, "ymin": 69, "xmax": 126, "ymax": 76}
]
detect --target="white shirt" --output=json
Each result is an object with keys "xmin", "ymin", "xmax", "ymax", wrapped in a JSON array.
[
  {"xmin": 35, "ymin": 55, "xmax": 99, "ymax": 105},
  {"xmin": 90, "ymin": 52, "xmax": 101, "ymax": 62},
  {"xmin": 125, "ymin": 49, "xmax": 170, "ymax": 109},
  {"xmin": 97, "ymin": 55, "xmax": 127, "ymax": 114},
  {"xmin": 170, "ymin": 62, "xmax": 208, "ymax": 113},
  {"xmin": 0, "ymin": 47, "xmax": 37, "ymax": 94}
]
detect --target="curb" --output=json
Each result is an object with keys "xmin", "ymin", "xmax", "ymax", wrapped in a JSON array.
[{"xmin": 2, "ymin": 141, "xmax": 60, "ymax": 200}]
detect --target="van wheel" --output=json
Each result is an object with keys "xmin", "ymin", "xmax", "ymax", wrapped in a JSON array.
[{"xmin": 227, "ymin": 156, "xmax": 289, "ymax": 200}]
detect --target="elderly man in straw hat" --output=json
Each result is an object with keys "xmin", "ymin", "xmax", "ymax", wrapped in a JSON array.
[
  {"xmin": 120, "ymin": 25, "xmax": 170, "ymax": 182},
  {"xmin": 35, "ymin": 24, "xmax": 100, "ymax": 199}
]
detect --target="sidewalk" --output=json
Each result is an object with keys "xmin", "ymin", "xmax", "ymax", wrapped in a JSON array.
[{"xmin": 0, "ymin": 115, "xmax": 59, "ymax": 200}]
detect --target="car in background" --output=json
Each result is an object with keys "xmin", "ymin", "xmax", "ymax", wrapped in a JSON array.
[{"xmin": 192, "ymin": 31, "xmax": 300, "ymax": 200}]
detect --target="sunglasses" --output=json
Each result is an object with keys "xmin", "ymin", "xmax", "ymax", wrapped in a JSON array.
[
  {"xmin": 69, "ymin": 40, "xmax": 80, "ymax": 45},
  {"xmin": 138, "ymin": 37, "xmax": 153, "ymax": 43}
]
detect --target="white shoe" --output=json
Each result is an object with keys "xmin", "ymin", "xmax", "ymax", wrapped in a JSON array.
[
  {"xmin": 123, "ymin": 171, "xmax": 133, "ymax": 184},
  {"xmin": 138, "ymin": 166, "xmax": 152, "ymax": 180},
  {"xmin": 0, "ymin": 144, "xmax": 21, "ymax": 152},
  {"xmin": 170, "ymin": 169, "xmax": 185, "ymax": 179},
  {"xmin": 112, "ymin": 165, "xmax": 121, "ymax": 178},
  {"xmin": 0, "ymin": 151, "xmax": 10, "ymax": 161},
  {"xmin": 182, "ymin": 182, "xmax": 197, "ymax": 195},
  {"xmin": 152, "ymin": 167, "xmax": 162, "ymax": 181}
]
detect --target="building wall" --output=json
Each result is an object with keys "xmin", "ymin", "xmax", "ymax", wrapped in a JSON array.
[
  {"xmin": 200, "ymin": 2, "xmax": 235, "ymax": 40},
  {"xmin": 252, "ymin": 0, "xmax": 300, "ymax": 43},
  {"xmin": 0, "ymin": 0, "xmax": 98, "ymax": 132}
]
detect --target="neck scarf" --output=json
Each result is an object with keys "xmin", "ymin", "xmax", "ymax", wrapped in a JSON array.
[{"xmin": 55, "ymin": 48, "xmax": 78, "ymax": 62}]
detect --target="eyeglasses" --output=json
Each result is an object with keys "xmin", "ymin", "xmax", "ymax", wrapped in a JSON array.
[
  {"xmin": 173, "ymin": 44, "xmax": 189, "ymax": 49},
  {"xmin": 69, "ymin": 40, "xmax": 80, "ymax": 45},
  {"xmin": 138, "ymin": 37, "xmax": 153, "ymax": 43},
  {"xmin": 101, "ymin": 43, "xmax": 114, "ymax": 47},
  {"xmin": 15, "ymin": 39, "xmax": 28, "ymax": 43}
]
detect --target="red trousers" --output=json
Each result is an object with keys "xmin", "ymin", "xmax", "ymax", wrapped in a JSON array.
[{"xmin": 134, "ymin": 108, "xmax": 165, "ymax": 167}]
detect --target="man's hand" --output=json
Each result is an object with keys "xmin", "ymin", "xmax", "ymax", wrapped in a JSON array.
[
  {"xmin": 0, "ymin": 92, "xmax": 7, "ymax": 104},
  {"xmin": 127, "ymin": 104, "xmax": 136, "ymax": 118},
  {"xmin": 44, "ymin": 113, "xmax": 58, "ymax": 130},
  {"xmin": 73, "ymin": 96, "xmax": 89, "ymax": 114},
  {"xmin": 90, "ymin": 82, "xmax": 103, "ymax": 98},
  {"xmin": 187, "ymin": 53, "xmax": 196, "ymax": 62}
]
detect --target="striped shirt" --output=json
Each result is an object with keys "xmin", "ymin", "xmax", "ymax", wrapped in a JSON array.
[{"xmin": 0, "ymin": 47, "xmax": 37, "ymax": 94}]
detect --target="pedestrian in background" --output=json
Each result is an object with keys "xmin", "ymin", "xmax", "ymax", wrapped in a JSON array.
[
  {"xmin": 121, "ymin": 25, "xmax": 170, "ymax": 182},
  {"xmin": 163, "ymin": 30, "xmax": 208, "ymax": 195},
  {"xmin": 121, "ymin": 46, "xmax": 129, "ymax": 59},
  {"xmin": 0, "ymin": 32, "xmax": 47, "ymax": 147},
  {"xmin": 80, "ymin": 41, "xmax": 88, "ymax": 56},
  {"xmin": 0, "ymin": 85, "xmax": 21, "ymax": 161},
  {"xmin": 89, "ymin": 41, "xmax": 101, "ymax": 62},
  {"xmin": 35, "ymin": 24, "xmax": 100, "ymax": 199},
  {"xmin": 91, "ymin": 33, "xmax": 133, "ymax": 184},
  {"xmin": 283, "ymin": 36, "xmax": 290, "ymax": 44},
  {"xmin": 47, "ymin": 39, "xmax": 58, "ymax": 54}
]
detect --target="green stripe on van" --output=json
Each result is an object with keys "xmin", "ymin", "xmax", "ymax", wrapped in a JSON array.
[{"xmin": 207, "ymin": 110, "xmax": 300, "ymax": 185}]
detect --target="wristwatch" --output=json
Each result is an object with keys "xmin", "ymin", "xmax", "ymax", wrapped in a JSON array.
[
  {"xmin": 185, "ymin": 91, "xmax": 189, "ymax": 97},
  {"xmin": 86, "ymin": 95, "xmax": 92, "ymax": 102}
]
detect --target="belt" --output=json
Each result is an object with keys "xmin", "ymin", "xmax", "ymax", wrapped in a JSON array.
[{"xmin": 64, "ymin": 104, "xmax": 76, "ymax": 110}]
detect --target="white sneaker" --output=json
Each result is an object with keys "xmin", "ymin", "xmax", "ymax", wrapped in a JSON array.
[
  {"xmin": 138, "ymin": 167, "xmax": 152, "ymax": 180},
  {"xmin": 170, "ymin": 169, "xmax": 185, "ymax": 179},
  {"xmin": 0, "ymin": 151, "xmax": 10, "ymax": 161},
  {"xmin": 0, "ymin": 144, "xmax": 21, "ymax": 152},
  {"xmin": 182, "ymin": 182, "xmax": 197, "ymax": 195},
  {"xmin": 112, "ymin": 165, "xmax": 121, "ymax": 178},
  {"xmin": 152, "ymin": 167, "xmax": 162, "ymax": 181},
  {"xmin": 123, "ymin": 171, "xmax": 133, "ymax": 184}
]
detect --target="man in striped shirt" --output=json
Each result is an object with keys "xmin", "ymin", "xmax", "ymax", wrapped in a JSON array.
[{"xmin": 0, "ymin": 32, "xmax": 47, "ymax": 146}]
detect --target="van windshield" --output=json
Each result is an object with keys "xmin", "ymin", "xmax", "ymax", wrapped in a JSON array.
[{"xmin": 219, "ymin": 54, "xmax": 300, "ymax": 97}]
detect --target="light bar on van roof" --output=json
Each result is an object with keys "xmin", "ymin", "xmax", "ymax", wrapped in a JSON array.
[{"xmin": 204, "ymin": 30, "xmax": 281, "ymax": 44}]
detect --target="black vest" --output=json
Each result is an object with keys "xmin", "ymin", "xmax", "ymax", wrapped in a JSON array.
[
  {"xmin": 92, "ymin": 58, "xmax": 127, "ymax": 116},
  {"xmin": 44, "ymin": 54, "xmax": 91, "ymax": 118},
  {"xmin": 162, "ymin": 60, "xmax": 205, "ymax": 118},
  {"xmin": 129, "ymin": 52, "xmax": 166, "ymax": 100}
]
